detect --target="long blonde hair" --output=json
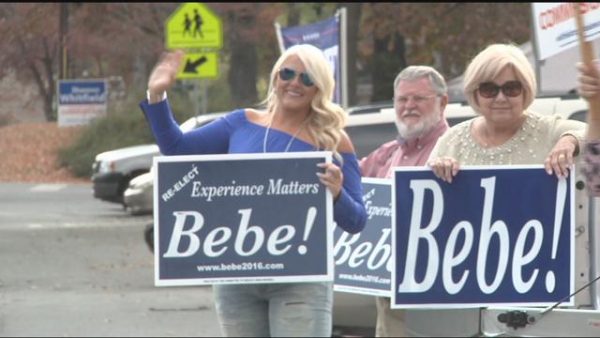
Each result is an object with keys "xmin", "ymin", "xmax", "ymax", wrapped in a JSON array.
[{"xmin": 262, "ymin": 44, "xmax": 347, "ymax": 161}]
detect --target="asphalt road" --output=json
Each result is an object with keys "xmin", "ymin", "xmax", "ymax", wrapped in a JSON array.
[{"xmin": 0, "ymin": 183, "xmax": 221, "ymax": 337}]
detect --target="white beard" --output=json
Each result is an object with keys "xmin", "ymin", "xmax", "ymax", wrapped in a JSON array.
[{"xmin": 395, "ymin": 110, "xmax": 441, "ymax": 140}]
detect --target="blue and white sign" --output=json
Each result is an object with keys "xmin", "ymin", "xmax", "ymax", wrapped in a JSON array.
[
  {"xmin": 392, "ymin": 165, "xmax": 574, "ymax": 308},
  {"xmin": 57, "ymin": 79, "xmax": 107, "ymax": 127},
  {"xmin": 334, "ymin": 178, "xmax": 392, "ymax": 296},
  {"xmin": 277, "ymin": 15, "xmax": 344, "ymax": 105},
  {"xmin": 532, "ymin": 3, "xmax": 600, "ymax": 60},
  {"xmin": 153, "ymin": 152, "xmax": 334, "ymax": 286}
]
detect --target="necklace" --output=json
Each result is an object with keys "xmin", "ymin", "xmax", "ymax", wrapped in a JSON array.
[{"xmin": 263, "ymin": 117, "xmax": 309, "ymax": 153}]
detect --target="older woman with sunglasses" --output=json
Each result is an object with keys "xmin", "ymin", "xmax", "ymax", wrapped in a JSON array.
[
  {"xmin": 428, "ymin": 43, "xmax": 586, "ymax": 182},
  {"xmin": 140, "ymin": 44, "xmax": 366, "ymax": 337}
]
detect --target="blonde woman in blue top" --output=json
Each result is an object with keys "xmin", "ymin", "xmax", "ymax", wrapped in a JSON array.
[{"xmin": 141, "ymin": 44, "xmax": 366, "ymax": 337}]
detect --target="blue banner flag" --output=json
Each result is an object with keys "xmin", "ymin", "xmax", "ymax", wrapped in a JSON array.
[
  {"xmin": 334, "ymin": 178, "xmax": 392, "ymax": 296},
  {"xmin": 279, "ymin": 15, "xmax": 342, "ymax": 104},
  {"xmin": 392, "ymin": 165, "xmax": 574, "ymax": 308},
  {"xmin": 153, "ymin": 152, "xmax": 334, "ymax": 286}
]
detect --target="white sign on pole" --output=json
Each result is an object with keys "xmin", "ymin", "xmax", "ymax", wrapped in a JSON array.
[
  {"xmin": 532, "ymin": 3, "xmax": 600, "ymax": 60},
  {"xmin": 57, "ymin": 79, "xmax": 107, "ymax": 127}
]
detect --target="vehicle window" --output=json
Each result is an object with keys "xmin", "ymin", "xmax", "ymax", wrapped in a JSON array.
[
  {"xmin": 194, "ymin": 119, "xmax": 216, "ymax": 129},
  {"xmin": 346, "ymin": 123, "xmax": 398, "ymax": 158},
  {"xmin": 569, "ymin": 110, "xmax": 588, "ymax": 122},
  {"xmin": 448, "ymin": 116, "xmax": 474, "ymax": 127},
  {"xmin": 347, "ymin": 115, "xmax": 476, "ymax": 159},
  {"xmin": 347, "ymin": 103, "xmax": 393, "ymax": 115}
]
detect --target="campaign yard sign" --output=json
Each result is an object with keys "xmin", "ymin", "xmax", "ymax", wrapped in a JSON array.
[
  {"xmin": 57, "ymin": 79, "xmax": 107, "ymax": 127},
  {"xmin": 334, "ymin": 178, "xmax": 392, "ymax": 297},
  {"xmin": 153, "ymin": 152, "xmax": 333, "ymax": 286},
  {"xmin": 532, "ymin": 3, "xmax": 600, "ymax": 60},
  {"xmin": 392, "ymin": 165, "xmax": 574, "ymax": 308}
]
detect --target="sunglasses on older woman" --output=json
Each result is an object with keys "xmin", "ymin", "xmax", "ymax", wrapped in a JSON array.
[
  {"xmin": 278, "ymin": 67, "xmax": 315, "ymax": 87},
  {"xmin": 478, "ymin": 81, "xmax": 523, "ymax": 98}
]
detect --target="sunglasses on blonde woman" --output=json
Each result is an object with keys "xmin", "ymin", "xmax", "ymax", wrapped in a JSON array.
[
  {"xmin": 478, "ymin": 81, "xmax": 523, "ymax": 98},
  {"xmin": 278, "ymin": 67, "xmax": 315, "ymax": 87}
]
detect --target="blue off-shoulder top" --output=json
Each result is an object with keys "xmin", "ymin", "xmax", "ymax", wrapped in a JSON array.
[{"xmin": 140, "ymin": 99, "xmax": 367, "ymax": 234}]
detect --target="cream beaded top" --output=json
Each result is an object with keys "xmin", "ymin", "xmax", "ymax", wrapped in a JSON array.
[{"xmin": 428, "ymin": 110, "xmax": 586, "ymax": 165}]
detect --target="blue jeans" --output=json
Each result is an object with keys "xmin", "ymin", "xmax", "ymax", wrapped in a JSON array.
[{"xmin": 213, "ymin": 282, "xmax": 333, "ymax": 337}]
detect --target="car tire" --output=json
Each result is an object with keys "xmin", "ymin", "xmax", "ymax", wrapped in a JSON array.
[{"xmin": 144, "ymin": 223, "xmax": 154, "ymax": 253}]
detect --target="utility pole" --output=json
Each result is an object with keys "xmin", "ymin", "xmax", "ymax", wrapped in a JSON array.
[{"xmin": 58, "ymin": 3, "xmax": 68, "ymax": 79}]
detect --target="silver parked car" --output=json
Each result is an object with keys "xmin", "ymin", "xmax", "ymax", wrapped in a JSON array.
[
  {"xmin": 122, "ymin": 112, "xmax": 227, "ymax": 215},
  {"xmin": 92, "ymin": 144, "xmax": 159, "ymax": 204},
  {"xmin": 123, "ymin": 167, "xmax": 154, "ymax": 215}
]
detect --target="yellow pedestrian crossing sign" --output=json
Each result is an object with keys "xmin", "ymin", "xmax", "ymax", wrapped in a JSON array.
[
  {"xmin": 177, "ymin": 52, "xmax": 219, "ymax": 79},
  {"xmin": 166, "ymin": 3, "xmax": 223, "ymax": 50}
]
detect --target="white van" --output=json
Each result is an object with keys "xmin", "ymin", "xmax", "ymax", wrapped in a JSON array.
[{"xmin": 341, "ymin": 95, "xmax": 600, "ymax": 337}]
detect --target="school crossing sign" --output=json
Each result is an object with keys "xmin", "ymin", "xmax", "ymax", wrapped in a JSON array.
[
  {"xmin": 177, "ymin": 52, "xmax": 219, "ymax": 79},
  {"xmin": 165, "ymin": 3, "xmax": 222, "ymax": 79},
  {"xmin": 165, "ymin": 3, "xmax": 223, "ymax": 50}
]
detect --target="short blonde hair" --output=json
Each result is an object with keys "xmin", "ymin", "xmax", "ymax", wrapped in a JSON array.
[
  {"xmin": 463, "ymin": 43, "xmax": 536, "ymax": 113},
  {"xmin": 263, "ymin": 44, "xmax": 346, "ymax": 161}
]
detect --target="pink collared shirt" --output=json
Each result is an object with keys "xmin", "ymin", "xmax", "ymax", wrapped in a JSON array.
[{"xmin": 359, "ymin": 119, "xmax": 449, "ymax": 179}]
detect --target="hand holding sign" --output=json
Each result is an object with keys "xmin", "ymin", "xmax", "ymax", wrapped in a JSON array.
[
  {"xmin": 576, "ymin": 61, "xmax": 600, "ymax": 100},
  {"xmin": 574, "ymin": 4, "xmax": 600, "ymax": 137},
  {"xmin": 317, "ymin": 162, "xmax": 344, "ymax": 200}
]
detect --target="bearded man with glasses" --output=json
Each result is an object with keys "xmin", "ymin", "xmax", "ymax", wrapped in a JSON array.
[
  {"xmin": 359, "ymin": 65, "xmax": 450, "ymax": 337},
  {"xmin": 428, "ymin": 43, "xmax": 586, "ymax": 182}
]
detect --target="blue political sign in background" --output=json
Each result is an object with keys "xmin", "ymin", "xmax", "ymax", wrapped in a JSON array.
[
  {"xmin": 57, "ymin": 79, "xmax": 107, "ymax": 126},
  {"xmin": 278, "ymin": 15, "xmax": 342, "ymax": 104},
  {"xmin": 58, "ymin": 80, "xmax": 107, "ymax": 105},
  {"xmin": 392, "ymin": 165, "xmax": 574, "ymax": 308},
  {"xmin": 334, "ymin": 178, "xmax": 392, "ymax": 296},
  {"xmin": 154, "ymin": 152, "xmax": 333, "ymax": 286}
]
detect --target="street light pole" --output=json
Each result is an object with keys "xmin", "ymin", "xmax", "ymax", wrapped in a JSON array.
[{"xmin": 58, "ymin": 3, "xmax": 68, "ymax": 79}]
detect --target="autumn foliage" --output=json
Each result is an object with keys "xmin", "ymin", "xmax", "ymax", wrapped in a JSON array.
[
  {"xmin": 0, "ymin": 3, "xmax": 531, "ymax": 122},
  {"xmin": 0, "ymin": 122, "xmax": 87, "ymax": 183}
]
